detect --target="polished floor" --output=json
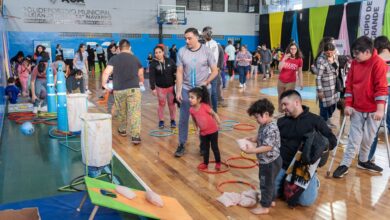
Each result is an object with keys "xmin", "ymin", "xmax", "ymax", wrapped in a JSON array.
[
  {"xmin": 1, "ymin": 69, "xmax": 389, "ymax": 219},
  {"xmin": 89, "ymin": 70, "xmax": 390, "ymax": 220}
]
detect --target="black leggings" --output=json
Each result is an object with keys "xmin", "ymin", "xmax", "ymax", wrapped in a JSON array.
[
  {"xmin": 227, "ymin": 61, "xmax": 234, "ymax": 76},
  {"xmin": 200, "ymin": 131, "xmax": 221, "ymax": 164}
]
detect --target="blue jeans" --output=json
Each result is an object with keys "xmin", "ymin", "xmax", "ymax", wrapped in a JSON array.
[
  {"xmin": 211, "ymin": 77, "xmax": 218, "ymax": 112},
  {"xmin": 274, "ymin": 169, "xmax": 319, "ymax": 206},
  {"xmin": 368, "ymin": 93, "xmax": 390, "ymax": 160},
  {"xmin": 221, "ymin": 69, "xmax": 226, "ymax": 88},
  {"xmin": 238, "ymin": 65, "xmax": 249, "ymax": 85},
  {"xmin": 178, "ymin": 89, "xmax": 191, "ymax": 145},
  {"xmin": 319, "ymin": 102, "xmax": 336, "ymax": 122}
]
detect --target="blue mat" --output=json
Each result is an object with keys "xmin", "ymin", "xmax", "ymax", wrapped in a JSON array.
[
  {"xmin": 260, "ymin": 86, "xmax": 317, "ymax": 100},
  {"xmin": 0, "ymin": 192, "xmax": 122, "ymax": 220}
]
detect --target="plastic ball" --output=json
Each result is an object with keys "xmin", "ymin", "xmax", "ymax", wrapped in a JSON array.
[
  {"xmin": 20, "ymin": 122, "xmax": 35, "ymax": 136},
  {"xmin": 107, "ymin": 82, "xmax": 113, "ymax": 90}
]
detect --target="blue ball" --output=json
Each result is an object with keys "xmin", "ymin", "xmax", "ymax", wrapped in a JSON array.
[{"xmin": 20, "ymin": 122, "xmax": 35, "ymax": 136}]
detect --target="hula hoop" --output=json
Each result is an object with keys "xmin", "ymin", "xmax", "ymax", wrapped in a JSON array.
[
  {"xmin": 217, "ymin": 180, "xmax": 257, "ymax": 193},
  {"xmin": 171, "ymin": 127, "xmax": 196, "ymax": 135},
  {"xmin": 233, "ymin": 123, "xmax": 256, "ymax": 131},
  {"xmin": 221, "ymin": 120, "xmax": 240, "ymax": 127},
  {"xmin": 149, "ymin": 129, "xmax": 174, "ymax": 137},
  {"xmin": 219, "ymin": 125, "xmax": 234, "ymax": 132},
  {"xmin": 49, "ymin": 128, "xmax": 78, "ymax": 139},
  {"xmin": 197, "ymin": 161, "xmax": 230, "ymax": 174},
  {"xmin": 240, "ymin": 151, "xmax": 257, "ymax": 161},
  {"xmin": 226, "ymin": 156, "xmax": 258, "ymax": 169}
]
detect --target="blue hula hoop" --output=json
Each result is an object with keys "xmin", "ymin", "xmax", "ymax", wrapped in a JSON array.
[{"xmin": 149, "ymin": 129, "xmax": 174, "ymax": 137}]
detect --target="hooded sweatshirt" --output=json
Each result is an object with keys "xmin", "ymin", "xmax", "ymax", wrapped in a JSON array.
[
  {"xmin": 149, "ymin": 58, "xmax": 176, "ymax": 90},
  {"xmin": 277, "ymin": 106, "xmax": 337, "ymax": 170},
  {"xmin": 345, "ymin": 49, "xmax": 388, "ymax": 112}
]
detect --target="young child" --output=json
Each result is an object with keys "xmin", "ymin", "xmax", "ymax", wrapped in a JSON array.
[
  {"xmin": 242, "ymin": 98, "xmax": 282, "ymax": 215},
  {"xmin": 189, "ymin": 86, "xmax": 222, "ymax": 170},
  {"xmin": 333, "ymin": 36, "xmax": 388, "ymax": 178},
  {"xmin": 5, "ymin": 77, "xmax": 21, "ymax": 104},
  {"xmin": 66, "ymin": 69, "xmax": 85, "ymax": 94},
  {"xmin": 17, "ymin": 58, "xmax": 31, "ymax": 97}
]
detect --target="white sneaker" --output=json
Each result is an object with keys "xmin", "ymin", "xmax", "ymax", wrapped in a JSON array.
[
  {"xmin": 39, "ymin": 105, "xmax": 48, "ymax": 112},
  {"xmin": 326, "ymin": 120, "xmax": 337, "ymax": 128},
  {"xmin": 86, "ymin": 90, "xmax": 92, "ymax": 95},
  {"xmin": 33, "ymin": 106, "xmax": 38, "ymax": 114},
  {"xmin": 239, "ymin": 84, "xmax": 243, "ymax": 88},
  {"xmin": 243, "ymin": 83, "xmax": 246, "ymax": 88}
]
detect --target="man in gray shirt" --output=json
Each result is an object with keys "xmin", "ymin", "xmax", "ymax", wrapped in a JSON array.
[
  {"xmin": 174, "ymin": 27, "xmax": 219, "ymax": 157},
  {"xmin": 259, "ymin": 43, "xmax": 272, "ymax": 80}
]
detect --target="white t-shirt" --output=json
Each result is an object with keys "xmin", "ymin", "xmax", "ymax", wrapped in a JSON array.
[{"xmin": 225, "ymin": 44, "xmax": 236, "ymax": 61}]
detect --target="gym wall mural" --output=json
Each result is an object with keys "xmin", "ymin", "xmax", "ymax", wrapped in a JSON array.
[{"xmin": 258, "ymin": 0, "xmax": 390, "ymax": 71}]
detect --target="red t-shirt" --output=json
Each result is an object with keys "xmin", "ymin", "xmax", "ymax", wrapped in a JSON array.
[
  {"xmin": 278, "ymin": 57, "xmax": 303, "ymax": 83},
  {"xmin": 190, "ymin": 103, "xmax": 218, "ymax": 136}
]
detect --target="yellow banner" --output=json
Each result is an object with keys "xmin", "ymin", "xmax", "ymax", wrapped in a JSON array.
[{"xmin": 269, "ymin": 12, "xmax": 284, "ymax": 49}]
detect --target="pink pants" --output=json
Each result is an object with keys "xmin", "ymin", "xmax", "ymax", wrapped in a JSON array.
[
  {"xmin": 156, "ymin": 86, "xmax": 176, "ymax": 121},
  {"xmin": 19, "ymin": 75, "xmax": 29, "ymax": 96}
]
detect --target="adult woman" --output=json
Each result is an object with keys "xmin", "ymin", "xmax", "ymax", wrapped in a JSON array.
[
  {"xmin": 277, "ymin": 42, "xmax": 303, "ymax": 111},
  {"xmin": 56, "ymin": 44, "xmax": 63, "ymax": 58},
  {"xmin": 73, "ymin": 44, "xmax": 89, "ymax": 92},
  {"xmin": 235, "ymin": 45, "xmax": 252, "ymax": 88},
  {"xmin": 316, "ymin": 42, "xmax": 339, "ymax": 127},
  {"xmin": 33, "ymin": 45, "xmax": 49, "ymax": 65},
  {"xmin": 149, "ymin": 45, "xmax": 177, "ymax": 129}
]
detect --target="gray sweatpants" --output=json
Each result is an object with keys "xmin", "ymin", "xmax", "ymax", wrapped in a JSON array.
[{"xmin": 341, "ymin": 110, "xmax": 380, "ymax": 167}]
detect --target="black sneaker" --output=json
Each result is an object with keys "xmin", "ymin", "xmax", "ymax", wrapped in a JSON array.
[
  {"xmin": 333, "ymin": 165, "xmax": 349, "ymax": 178},
  {"xmin": 170, "ymin": 120, "xmax": 176, "ymax": 128},
  {"xmin": 159, "ymin": 121, "xmax": 164, "ymax": 129},
  {"xmin": 174, "ymin": 144, "xmax": 185, "ymax": 157},
  {"xmin": 357, "ymin": 160, "xmax": 383, "ymax": 173},
  {"xmin": 118, "ymin": 129, "xmax": 127, "ymax": 137},
  {"xmin": 131, "ymin": 137, "xmax": 141, "ymax": 145}
]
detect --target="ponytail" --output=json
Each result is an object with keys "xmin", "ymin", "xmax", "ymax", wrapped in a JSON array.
[{"xmin": 188, "ymin": 85, "xmax": 210, "ymax": 105}]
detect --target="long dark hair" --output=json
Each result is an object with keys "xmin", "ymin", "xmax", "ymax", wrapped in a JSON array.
[
  {"xmin": 77, "ymin": 44, "xmax": 85, "ymax": 61},
  {"xmin": 285, "ymin": 42, "xmax": 302, "ymax": 59},
  {"xmin": 188, "ymin": 86, "xmax": 210, "ymax": 105}
]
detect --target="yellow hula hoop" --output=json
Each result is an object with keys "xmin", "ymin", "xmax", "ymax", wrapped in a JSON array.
[{"xmin": 240, "ymin": 151, "xmax": 257, "ymax": 161}]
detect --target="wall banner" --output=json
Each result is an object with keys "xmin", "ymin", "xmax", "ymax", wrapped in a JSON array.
[
  {"xmin": 23, "ymin": 7, "xmax": 112, "ymax": 25},
  {"xmin": 359, "ymin": 0, "xmax": 386, "ymax": 38}
]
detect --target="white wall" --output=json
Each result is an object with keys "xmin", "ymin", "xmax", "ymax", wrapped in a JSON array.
[{"xmin": 4, "ymin": 0, "xmax": 257, "ymax": 35}]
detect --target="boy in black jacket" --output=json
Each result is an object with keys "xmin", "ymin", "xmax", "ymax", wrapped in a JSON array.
[{"xmin": 275, "ymin": 90, "xmax": 337, "ymax": 206}]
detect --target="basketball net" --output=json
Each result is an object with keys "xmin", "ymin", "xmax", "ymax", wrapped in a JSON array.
[{"xmin": 169, "ymin": 18, "xmax": 179, "ymax": 29}]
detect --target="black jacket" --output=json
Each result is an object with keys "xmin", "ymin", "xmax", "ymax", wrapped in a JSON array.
[
  {"xmin": 277, "ymin": 106, "xmax": 337, "ymax": 169},
  {"xmin": 149, "ymin": 58, "xmax": 176, "ymax": 90}
]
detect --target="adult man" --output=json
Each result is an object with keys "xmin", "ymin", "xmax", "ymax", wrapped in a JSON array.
[
  {"xmin": 102, "ymin": 39, "xmax": 144, "ymax": 145},
  {"xmin": 225, "ymin": 40, "xmax": 235, "ymax": 80},
  {"xmin": 333, "ymin": 36, "xmax": 388, "ymax": 178},
  {"xmin": 259, "ymin": 43, "xmax": 272, "ymax": 80},
  {"xmin": 174, "ymin": 27, "xmax": 219, "ymax": 157},
  {"xmin": 95, "ymin": 44, "xmax": 106, "ymax": 72},
  {"xmin": 202, "ymin": 26, "xmax": 219, "ymax": 112},
  {"xmin": 276, "ymin": 90, "xmax": 337, "ymax": 206}
]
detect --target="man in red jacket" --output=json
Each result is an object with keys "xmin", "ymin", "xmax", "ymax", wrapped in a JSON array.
[{"xmin": 333, "ymin": 36, "xmax": 388, "ymax": 178}]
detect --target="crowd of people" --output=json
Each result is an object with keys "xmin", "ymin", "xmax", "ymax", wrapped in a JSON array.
[{"xmin": 5, "ymin": 26, "xmax": 390, "ymax": 216}]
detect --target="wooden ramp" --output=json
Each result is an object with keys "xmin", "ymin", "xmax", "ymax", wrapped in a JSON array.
[{"xmin": 89, "ymin": 73, "xmax": 390, "ymax": 220}]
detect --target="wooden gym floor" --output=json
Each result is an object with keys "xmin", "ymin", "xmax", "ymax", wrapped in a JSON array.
[{"xmin": 89, "ymin": 71, "xmax": 390, "ymax": 220}]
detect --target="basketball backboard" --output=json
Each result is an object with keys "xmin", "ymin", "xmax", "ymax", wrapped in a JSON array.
[{"xmin": 157, "ymin": 4, "xmax": 187, "ymax": 25}]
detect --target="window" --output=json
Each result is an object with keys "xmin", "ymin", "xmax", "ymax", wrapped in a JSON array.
[
  {"xmin": 212, "ymin": 0, "xmax": 225, "ymax": 12},
  {"xmin": 188, "ymin": 0, "xmax": 201, "ymax": 10},
  {"xmin": 228, "ymin": 0, "xmax": 259, "ymax": 13},
  {"xmin": 177, "ymin": 0, "xmax": 225, "ymax": 12}
]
